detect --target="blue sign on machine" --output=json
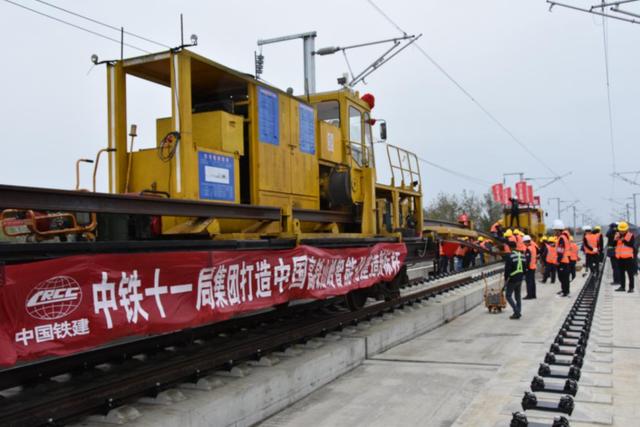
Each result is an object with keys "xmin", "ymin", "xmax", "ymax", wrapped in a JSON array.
[
  {"xmin": 299, "ymin": 103, "xmax": 315, "ymax": 155},
  {"xmin": 198, "ymin": 151, "xmax": 235, "ymax": 202},
  {"xmin": 258, "ymin": 87, "xmax": 279, "ymax": 145}
]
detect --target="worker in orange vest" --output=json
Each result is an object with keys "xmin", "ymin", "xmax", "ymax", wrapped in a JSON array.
[
  {"xmin": 463, "ymin": 238, "xmax": 477, "ymax": 268},
  {"xmin": 553, "ymin": 220, "xmax": 572, "ymax": 297},
  {"xmin": 438, "ymin": 239, "xmax": 450, "ymax": 275},
  {"xmin": 539, "ymin": 235, "xmax": 548, "ymax": 277},
  {"xmin": 477, "ymin": 236, "xmax": 489, "ymax": 265},
  {"xmin": 458, "ymin": 212, "xmax": 470, "ymax": 228},
  {"xmin": 490, "ymin": 220, "xmax": 504, "ymax": 238},
  {"xmin": 523, "ymin": 235, "xmax": 538, "ymax": 299},
  {"xmin": 583, "ymin": 225, "xmax": 602, "ymax": 276},
  {"xmin": 542, "ymin": 236, "xmax": 558, "ymax": 284},
  {"xmin": 502, "ymin": 229, "xmax": 514, "ymax": 254},
  {"xmin": 568, "ymin": 235, "xmax": 579, "ymax": 281},
  {"xmin": 454, "ymin": 240, "xmax": 468, "ymax": 272},
  {"xmin": 593, "ymin": 225, "xmax": 604, "ymax": 262},
  {"xmin": 513, "ymin": 229, "xmax": 527, "ymax": 252},
  {"xmin": 614, "ymin": 221, "xmax": 636, "ymax": 293}
]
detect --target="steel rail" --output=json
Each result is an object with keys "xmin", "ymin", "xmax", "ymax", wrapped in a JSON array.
[
  {"xmin": 0, "ymin": 184, "xmax": 281, "ymax": 219},
  {"xmin": 423, "ymin": 218, "xmax": 498, "ymax": 241},
  {"xmin": 0, "ymin": 264, "xmax": 502, "ymax": 426},
  {"xmin": 0, "ymin": 237, "xmax": 404, "ymax": 264},
  {"xmin": 0, "ymin": 184, "xmax": 354, "ymax": 223}
]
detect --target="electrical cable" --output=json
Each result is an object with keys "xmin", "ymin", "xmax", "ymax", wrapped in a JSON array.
[
  {"xmin": 601, "ymin": 9, "xmax": 617, "ymax": 198},
  {"xmin": 34, "ymin": 0, "xmax": 171, "ymax": 49},
  {"xmin": 365, "ymin": 0, "xmax": 560, "ymax": 179},
  {"xmin": 365, "ymin": 0, "xmax": 597, "ymax": 213},
  {"xmin": 2, "ymin": 0, "xmax": 149, "ymax": 53},
  {"xmin": 418, "ymin": 156, "xmax": 492, "ymax": 187}
]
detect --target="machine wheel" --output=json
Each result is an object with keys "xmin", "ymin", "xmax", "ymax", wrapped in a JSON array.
[
  {"xmin": 345, "ymin": 289, "xmax": 368, "ymax": 311},
  {"xmin": 381, "ymin": 279, "xmax": 401, "ymax": 301}
]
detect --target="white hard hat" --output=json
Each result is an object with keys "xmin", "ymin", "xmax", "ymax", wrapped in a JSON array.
[
  {"xmin": 552, "ymin": 219, "xmax": 565, "ymax": 230},
  {"xmin": 583, "ymin": 225, "xmax": 592, "ymax": 231},
  {"xmin": 523, "ymin": 235, "xmax": 532, "ymax": 242}
]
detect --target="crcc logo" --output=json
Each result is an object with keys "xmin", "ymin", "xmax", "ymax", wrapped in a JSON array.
[{"xmin": 25, "ymin": 276, "xmax": 83, "ymax": 320}]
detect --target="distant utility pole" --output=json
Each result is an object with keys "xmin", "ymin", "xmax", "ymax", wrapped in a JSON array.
[
  {"xmin": 560, "ymin": 201, "xmax": 578, "ymax": 231},
  {"xmin": 632, "ymin": 193, "xmax": 640, "ymax": 224},
  {"xmin": 503, "ymin": 172, "xmax": 524, "ymax": 185},
  {"xmin": 547, "ymin": 0, "xmax": 640, "ymax": 25},
  {"xmin": 548, "ymin": 197, "xmax": 561, "ymax": 220}
]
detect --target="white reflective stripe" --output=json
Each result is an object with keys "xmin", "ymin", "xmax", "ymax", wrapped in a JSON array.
[
  {"xmin": 172, "ymin": 54, "xmax": 182, "ymax": 193},
  {"xmin": 108, "ymin": 67, "xmax": 116, "ymax": 193}
]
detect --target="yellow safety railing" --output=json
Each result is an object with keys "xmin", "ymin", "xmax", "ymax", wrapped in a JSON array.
[{"xmin": 385, "ymin": 144, "xmax": 421, "ymax": 190}]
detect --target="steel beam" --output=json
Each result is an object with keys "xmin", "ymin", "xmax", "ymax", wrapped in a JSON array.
[{"xmin": 0, "ymin": 184, "xmax": 281, "ymax": 220}]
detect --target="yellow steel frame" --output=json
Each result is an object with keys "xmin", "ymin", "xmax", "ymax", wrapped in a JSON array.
[{"xmin": 105, "ymin": 49, "xmax": 425, "ymax": 241}]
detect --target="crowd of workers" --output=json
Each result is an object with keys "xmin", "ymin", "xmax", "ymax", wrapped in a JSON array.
[{"xmin": 438, "ymin": 216, "xmax": 637, "ymax": 321}]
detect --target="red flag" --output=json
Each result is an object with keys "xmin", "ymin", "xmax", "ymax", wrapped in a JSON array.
[
  {"xmin": 527, "ymin": 185, "xmax": 534, "ymax": 205},
  {"xmin": 491, "ymin": 183, "xmax": 504, "ymax": 204},
  {"xmin": 534, "ymin": 196, "xmax": 541, "ymax": 206},
  {"xmin": 515, "ymin": 181, "xmax": 527, "ymax": 203},
  {"xmin": 504, "ymin": 187, "xmax": 512, "ymax": 206}
]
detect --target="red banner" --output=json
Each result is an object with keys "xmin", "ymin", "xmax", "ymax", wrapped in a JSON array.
[
  {"xmin": 515, "ymin": 181, "xmax": 527, "ymax": 203},
  {"xmin": 0, "ymin": 243, "xmax": 406, "ymax": 366},
  {"xmin": 504, "ymin": 187, "xmax": 513, "ymax": 206},
  {"xmin": 491, "ymin": 183, "xmax": 504, "ymax": 204},
  {"xmin": 534, "ymin": 196, "xmax": 541, "ymax": 206},
  {"xmin": 527, "ymin": 185, "xmax": 534, "ymax": 205}
]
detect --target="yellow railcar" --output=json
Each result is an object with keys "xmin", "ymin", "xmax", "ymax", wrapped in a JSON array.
[
  {"xmin": 103, "ymin": 49, "xmax": 422, "ymax": 242},
  {"xmin": 503, "ymin": 207, "xmax": 546, "ymax": 242}
]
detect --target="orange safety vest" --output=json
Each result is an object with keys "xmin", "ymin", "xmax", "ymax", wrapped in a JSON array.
[
  {"xmin": 515, "ymin": 235, "xmax": 526, "ymax": 252},
  {"xmin": 490, "ymin": 222, "xmax": 500, "ymax": 233},
  {"xmin": 569, "ymin": 242, "xmax": 579, "ymax": 262},
  {"xmin": 593, "ymin": 232, "xmax": 602, "ymax": 251},
  {"xmin": 557, "ymin": 233, "xmax": 571, "ymax": 264},
  {"xmin": 545, "ymin": 243, "xmax": 558, "ymax": 265},
  {"xmin": 526, "ymin": 244, "xmax": 537, "ymax": 270},
  {"xmin": 455, "ymin": 244, "xmax": 468, "ymax": 257},
  {"xmin": 615, "ymin": 232, "xmax": 634, "ymax": 259},
  {"xmin": 584, "ymin": 233, "xmax": 600, "ymax": 255},
  {"xmin": 439, "ymin": 243, "xmax": 445, "ymax": 256}
]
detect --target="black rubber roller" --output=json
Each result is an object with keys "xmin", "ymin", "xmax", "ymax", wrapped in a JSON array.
[
  {"xmin": 545, "ymin": 352, "xmax": 557, "ymax": 364},
  {"xmin": 510, "ymin": 411, "xmax": 528, "ymax": 427},
  {"xmin": 572, "ymin": 354, "xmax": 584, "ymax": 368},
  {"xmin": 568, "ymin": 365, "xmax": 581, "ymax": 381},
  {"xmin": 538, "ymin": 363, "xmax": 551, "ymax": 376},
  {"xmin": 531, "ymin": 375, "xmax": 545, "ymax": 391},
  {"xmin": 552, "ymin": 416, "xmax": 571, "ymax": 427},
  {"xmin": 559, "ymin": 395, "xmax": 575, "ymax": 415},
  {"xmin": 522, "ymin": 391, "xmax": 538, "ymax": 410},
  {"xmin": 564, "ymin": 379, "xmax": 578, "ymax": 396}
]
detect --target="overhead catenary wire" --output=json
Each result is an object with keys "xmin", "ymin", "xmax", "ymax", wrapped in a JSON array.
[
  {"xmin": 34, "ymin": 0, "xmax": 171, "ymax": 49},
  {"xmin": 365, "ymin": 0, "xmax": 560, "ymax": 179},
  {"xmin": 418, "ymin": 157, "xmax": 492, "ymax": 187},
  {"xmin": 365, "ymin": 0, "xmax": 598, "ymax": 216},
  {"xmin": 600, "ymin": 9, "xmax": 617, "ymax": 198},
  {"xmin": 2, "ymin": 0, "xmax": 150, "ymax": 53}
]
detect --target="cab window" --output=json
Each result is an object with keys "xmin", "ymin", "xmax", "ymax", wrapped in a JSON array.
[
  {"xmin": 317, "ymin": 100, "xmax": 340, "ymax": 127},
  {"xmin": 349, "ymin": 106, "xmax": 363, "ymax": 166}
]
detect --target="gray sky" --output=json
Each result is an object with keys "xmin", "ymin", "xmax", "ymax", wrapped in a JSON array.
[{"xmin": 1, "ymin": 0, "xmax": 639, "ymax": 225}]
